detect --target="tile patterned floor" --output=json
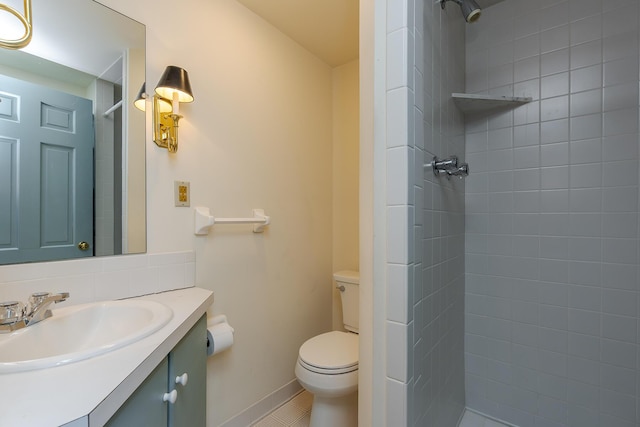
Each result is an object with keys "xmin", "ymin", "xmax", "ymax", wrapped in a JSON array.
[
  {"xmin": 252, "ymin": 391, "xmax": 313, "ymax": 427},
  {"xmin": 253, "ymin": 392, "xmax": 509, "ymax": 427}
]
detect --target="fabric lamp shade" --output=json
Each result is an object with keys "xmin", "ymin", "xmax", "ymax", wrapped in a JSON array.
[{"xmin": 154, "ymin": 66, "xmax": 194, "ymax": 103}]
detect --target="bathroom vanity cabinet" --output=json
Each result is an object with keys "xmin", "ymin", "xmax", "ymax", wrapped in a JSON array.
[
  {"xmin": 105, "ymin": 314, "xmax": 207, "ymax": 427},
  {"xmin": 1, "ymin": 288, "xmax": 214, "ymax": 427}
]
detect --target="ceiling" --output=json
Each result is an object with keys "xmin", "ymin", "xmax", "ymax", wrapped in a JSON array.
[
  {"xmin": 235, "ymin": 0, "xmax": 505, "ymax": 68},
  {"xmin": 235, "ymin": 0, "xmax": 358, "ymax": 67},
  {"xmin": 0, "ymin": 0, "xmax": 144, "ymax": 80}
]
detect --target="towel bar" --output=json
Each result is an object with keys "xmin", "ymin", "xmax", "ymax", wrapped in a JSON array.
[{"xmin": 194, "ymin": 207, "xmax": 270, "ymax": 235}]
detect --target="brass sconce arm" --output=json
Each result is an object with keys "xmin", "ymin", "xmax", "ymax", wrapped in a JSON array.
[
  {"xmin": 153, "ymin": 95, "xmax": 182, "ymax": 153},
  {"xmin": 0, "ymin": 0, "xmax": 33, "ymax": 49}
]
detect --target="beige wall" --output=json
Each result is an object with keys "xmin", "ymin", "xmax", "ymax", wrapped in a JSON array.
[
  {"xmin": 332, "ymin": 59, "xmax": 360, "ymax": 330},
  {"xmin": 358, "ymin": 0, "xmax": 378, "ymax": 423},
  {"xmin": 99, "ymin": 0, "xmax": 336, "ymax": 424}
]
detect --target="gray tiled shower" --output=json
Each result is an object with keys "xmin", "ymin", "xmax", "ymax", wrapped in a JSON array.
[
  {"xmin": 463, "ymin": 1, "xmax": 640, "ymax": 426},
  {"xmin": 394, "ymin": 0, "xmax": 637, "ymax": 425}
]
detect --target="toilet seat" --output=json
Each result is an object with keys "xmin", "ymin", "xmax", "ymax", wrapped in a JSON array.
[{"xmin": 298, "ymin": 331, "xmax": 358, "ymax": 375}]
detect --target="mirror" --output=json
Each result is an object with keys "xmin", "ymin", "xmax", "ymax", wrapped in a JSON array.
[{"xmin": 0, "ymin": 0, "xmax": 146, "ymax": 265}]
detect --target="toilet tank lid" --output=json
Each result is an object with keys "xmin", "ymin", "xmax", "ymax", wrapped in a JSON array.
[{"xmin": 333, "ymin": 271, "xmax": 359, "ymax": 284}]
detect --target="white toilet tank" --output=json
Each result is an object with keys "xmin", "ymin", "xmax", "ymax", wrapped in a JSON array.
[{"xmin": 334, "ymin": 271, "xmax": 359, "ymax": 333}]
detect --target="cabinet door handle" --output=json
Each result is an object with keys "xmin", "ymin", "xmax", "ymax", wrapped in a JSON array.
[
  {"xmin": 163, "ymin": 389, "xmax": 178, "ymax": 404},
  {"xmin": 175, "ymin": 373, "xmax": 189, "ymax": 386}
]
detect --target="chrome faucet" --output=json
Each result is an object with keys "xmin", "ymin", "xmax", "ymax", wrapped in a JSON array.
[
  {"xmin": 428, "ymin": 155, "xmax": 470, "ymax": 180},
  {"xmin": 446, "ymin": 162, "xmax": 469, "ymax": 179},
  {"xmin": 26, "ymin": 292, "xmax": 70, "ymax": 325},
  {"xmin": 0, "ymin": 292, "xmax": 69, "ymax": 333}
]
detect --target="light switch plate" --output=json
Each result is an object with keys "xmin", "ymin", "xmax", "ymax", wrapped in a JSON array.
[{"xmin": 174, "ymin": 181, "xmax": 190, "ymax": 207}]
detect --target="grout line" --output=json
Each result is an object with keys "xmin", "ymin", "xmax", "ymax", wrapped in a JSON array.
[{"xmin": 252, "ymin": 391, "xmax": 312, "ymax": 427}]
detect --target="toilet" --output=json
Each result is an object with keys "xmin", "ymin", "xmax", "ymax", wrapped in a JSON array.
[{"xmin": 295, "ymin": 271, "xmax": 359, "ymax": 427}]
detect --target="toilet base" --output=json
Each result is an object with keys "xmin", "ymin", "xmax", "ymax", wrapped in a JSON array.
[{"xmin": 309, "ymin": 391, "xmax": 357, "ymax": 427}]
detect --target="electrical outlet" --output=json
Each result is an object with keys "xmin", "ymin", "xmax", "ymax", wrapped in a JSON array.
[{"xmin": 174, "ymin": 181, "xmax": 190, "ymax": 207}]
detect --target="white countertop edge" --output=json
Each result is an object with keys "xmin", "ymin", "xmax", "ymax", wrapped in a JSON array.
[{"xmin": 2, "ymin": 287, "xmax": 214, "ymax": 427}]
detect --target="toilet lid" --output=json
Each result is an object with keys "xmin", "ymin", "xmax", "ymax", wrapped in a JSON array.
[{"xmin": 299, "ymin": 331, "xmax": 358, "ymax": 371}]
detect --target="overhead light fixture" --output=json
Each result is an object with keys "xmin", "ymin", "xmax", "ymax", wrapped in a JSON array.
[{"xmin": 0, "ymin": 0, "xmax": 33, "ymax": 49}]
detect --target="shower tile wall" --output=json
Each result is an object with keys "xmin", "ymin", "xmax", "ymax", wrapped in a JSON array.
[
  {"xmin": 384, "ymin": 0, "xmax": 466, "ymax": 425},
  {"xmin": 463, "ymin": 1, "xmax": 640, "ymax": 426}
]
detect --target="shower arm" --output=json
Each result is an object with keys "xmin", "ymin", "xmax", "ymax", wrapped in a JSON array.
[
  {"xmin": 437, "ymin": 0, "xmax": 463, "ymax": 9},
  {"xmin": 437, "ymin": 0, "xmax": 481, "ymax": 23}
]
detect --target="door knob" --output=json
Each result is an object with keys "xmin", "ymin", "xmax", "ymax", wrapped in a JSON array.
[{"xmin": 78, "ymin": 241, "xmax": 90, "ymax": 251}]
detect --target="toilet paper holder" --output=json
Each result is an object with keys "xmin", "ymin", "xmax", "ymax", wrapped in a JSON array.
[
  {"xmin": 208, "ymin": 314, "xmax": 229, "ymax": 327},
  {"xmin": 206, "ymin": 314, "xmax": 235, "ymax": 356}
]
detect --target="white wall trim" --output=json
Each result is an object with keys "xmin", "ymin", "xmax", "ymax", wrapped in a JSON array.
[{"xmin": 218, "ymin": 379, "xmax": 303, "ymax": 427}]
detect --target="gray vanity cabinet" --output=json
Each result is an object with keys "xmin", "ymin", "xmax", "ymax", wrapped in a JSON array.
[
  {"xmin": 104, "ymin": 357, "xmax": 170, "ymax": 426},
  {"xmin": 105, "ymin": 315, "xmax": 207, "ymax": 427},
  {"xmin": 169, "ymin": 314, "xmax": 207, "ymax": 426}
]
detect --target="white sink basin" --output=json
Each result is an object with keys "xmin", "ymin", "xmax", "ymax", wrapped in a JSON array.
[{"xmin": 0, "ymin": 299, "xmax": 173, "ymax": 373}]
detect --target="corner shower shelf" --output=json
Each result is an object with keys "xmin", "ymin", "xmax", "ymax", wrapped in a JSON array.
[{"xmin": 452, "ymin": 93, "xmax": 532, "ymax": 114}]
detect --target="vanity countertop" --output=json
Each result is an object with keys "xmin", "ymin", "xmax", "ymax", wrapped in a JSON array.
[{"xmin": 0, "ymin": 287, "xmax": 214, "ymax": 427}]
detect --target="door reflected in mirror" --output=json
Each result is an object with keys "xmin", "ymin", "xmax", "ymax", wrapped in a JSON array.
[{"xmin": 0, "ymin": 0, "xmax": 146, "ymax": 265}]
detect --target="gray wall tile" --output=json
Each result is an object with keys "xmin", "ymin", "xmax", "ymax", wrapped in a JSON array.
[{"xmin": 463, "ymin": 1, "xmax": 639, "ymax": 426}]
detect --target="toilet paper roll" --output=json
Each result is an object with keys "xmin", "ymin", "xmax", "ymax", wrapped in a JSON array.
[{"xmin": 206, "ymin": 316, "xmax": 234, "ymax": 356}]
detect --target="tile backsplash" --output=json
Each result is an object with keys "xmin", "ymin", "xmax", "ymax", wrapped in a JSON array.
[{"xmin": 0, "ymin": 251, "xmax": 195, "ymax": 307}]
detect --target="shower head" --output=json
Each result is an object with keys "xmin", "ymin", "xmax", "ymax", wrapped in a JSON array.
[
  {"xmin": 439, "ymin": 0, "xmax": 482, "ymax": 23},
  {"xmin": 459, "ymin": 0, "xmax": 481, "ymax": 22}
]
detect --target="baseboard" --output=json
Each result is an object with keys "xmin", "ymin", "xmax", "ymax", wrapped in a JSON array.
[{"xmin": 219, "ymin": 379, "xmax": 303, "ymax": 427}]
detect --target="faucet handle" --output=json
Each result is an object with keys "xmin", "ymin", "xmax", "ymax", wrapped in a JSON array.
[
  {"xmin": 28, "ymin": 292, "xmax": 69, "ymax": 308},
  {"xmin": 0, "ymin": 301, "xmax": 25, "ymax": 325},
  {"xmin": 29, "ymin": 292, "xmax": 50, "ymax": 308}
]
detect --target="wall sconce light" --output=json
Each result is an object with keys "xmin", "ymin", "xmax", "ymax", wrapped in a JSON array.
[
  {"xmin": 133, "ymin": 83, "xmax": 147, "ymax": 112},
  {"xmin": 133, "ymin": 66, "xmax": 194, "ymax": 153},
  {"xmin": 153, "ymin": 66, "xmax": 194, "ymax": 153},
  {"xmin": 0, "ymin": 0, "xmax": 33, "ymax": 49}
]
